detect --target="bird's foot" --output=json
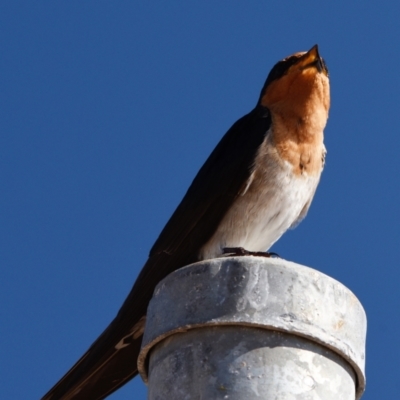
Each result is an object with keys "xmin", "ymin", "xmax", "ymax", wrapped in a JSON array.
[{"xmin": 223, "ymin": 247, "xmax": 280, "ymax": 258}]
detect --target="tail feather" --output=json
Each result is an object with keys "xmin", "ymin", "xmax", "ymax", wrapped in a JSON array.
[
  {"xmin": 41, "ymin": 313, "xmax": 145, "ymax": 400},
  {"xmin": 42, "ymin": 251, "xmax": 196, "ymax": 400}
]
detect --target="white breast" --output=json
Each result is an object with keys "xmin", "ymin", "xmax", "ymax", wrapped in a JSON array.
[{"xmin": 199, "ymin": 133, "xmax": 322, "ymax": 260}]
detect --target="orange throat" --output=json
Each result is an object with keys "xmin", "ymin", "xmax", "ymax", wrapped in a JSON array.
[
  {"xmin": 262, "ymin": 67, "xmax": 330, "ymax": 177},
  {"xmin": 270, "ymin": 112, "xmax": 326, "ymax": 176}
]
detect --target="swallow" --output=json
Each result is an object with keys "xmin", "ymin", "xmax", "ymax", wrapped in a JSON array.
[{"xmin": 42, "ymin": 44, "xmax": 330, "ymax": 400}]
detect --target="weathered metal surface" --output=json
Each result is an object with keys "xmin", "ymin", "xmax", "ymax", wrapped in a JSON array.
[
  {"xmin": 138, "ymin": 257, "xmax": 366, "ymax": 399},
  {"xmin": 148, "ymin": 326, "xmax": 355, "ymax": 400}
]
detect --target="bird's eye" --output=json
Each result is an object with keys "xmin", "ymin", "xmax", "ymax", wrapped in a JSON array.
[
  {"xmin": 267, "ymin": 56, "xmax": 299, "ymax": 83},
  {"xmin": 258, "ymin": 55, "xmax": 301, "ymax": 100}
]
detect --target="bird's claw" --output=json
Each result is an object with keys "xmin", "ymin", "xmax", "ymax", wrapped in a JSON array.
[{"xmin": 223, "ymin": 247, "xmax": 280, "ymax": 258}]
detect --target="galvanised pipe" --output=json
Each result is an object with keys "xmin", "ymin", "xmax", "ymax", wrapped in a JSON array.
[{"xmin": 138, "ymin": 257, "xmax": 366, "ymax": 399}]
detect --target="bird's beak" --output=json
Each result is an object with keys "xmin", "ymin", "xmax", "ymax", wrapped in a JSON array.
[{"xmin": 297, "ymin": 45, "xmax": 328, "ymax": 76}]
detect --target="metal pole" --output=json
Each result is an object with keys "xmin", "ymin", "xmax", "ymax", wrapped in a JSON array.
[{"xmin": 138, "ymin": 257, "xmax": 366, "ymax": 399}]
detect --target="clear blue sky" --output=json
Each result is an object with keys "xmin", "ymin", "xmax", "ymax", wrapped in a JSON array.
[{"xmin": 1, "ymin": 2, "xmax": 398, "ymax": 399}]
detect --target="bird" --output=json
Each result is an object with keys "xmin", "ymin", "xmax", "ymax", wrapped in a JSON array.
[{"xmin": 42, "ymin": 44, "xmax": 330, "ymax": 400}]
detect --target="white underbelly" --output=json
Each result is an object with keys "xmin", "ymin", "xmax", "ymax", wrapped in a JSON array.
[{"xmin": 199, "ymin": 160, "xmax": 320, "ymax": 260}]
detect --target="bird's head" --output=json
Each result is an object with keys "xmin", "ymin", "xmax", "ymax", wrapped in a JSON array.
[{"xmin": 259, "ymin": 45, "xmax": 330, "ymax": 128}]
